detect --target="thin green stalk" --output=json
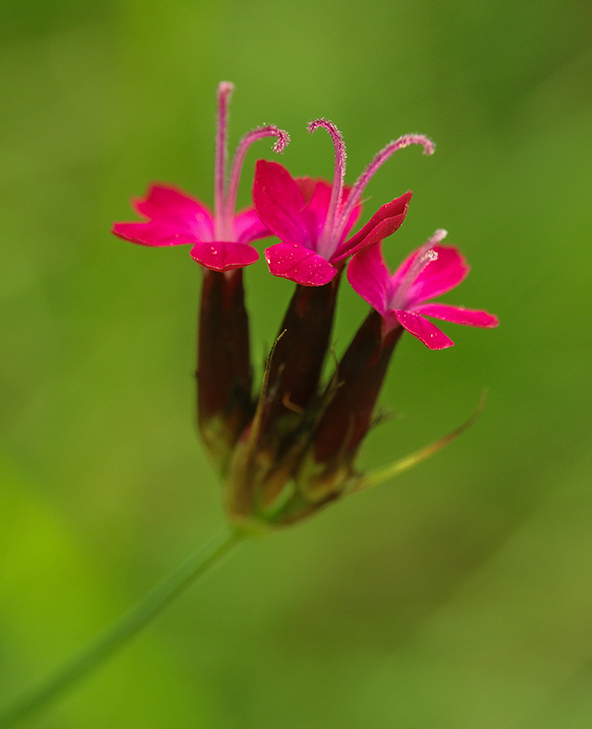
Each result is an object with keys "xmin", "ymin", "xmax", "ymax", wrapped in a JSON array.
[{"xmin": 0, "ymin": 527, "xmax": 244, "ymax": 728}]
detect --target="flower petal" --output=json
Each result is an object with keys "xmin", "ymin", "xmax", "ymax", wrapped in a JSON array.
[
  {"xmin": 190, "ymin": 241, "xmax": 259, "ymax": 271},
  {"xmin": 295, "ymin": 176, "xmax": 319, "ymax": 205},
  {"xmin": 413, "ymin": 303, "xmax": 499, "ymax": 328},
  {"xmin": 332, "ymin": 191, "xmax": 412, "ymax": 263},
  {"xmin": 293, "ymin": 179, "xmax": 361, "ymax": 254},
  {"xmin": 252, "ymin": 160, "xmax": 309, "ymax": 246},
  {"xmin": 233, "ymin": 207, "xmax": 271, "ymax": 244},
  {"xmin": 394, "ymin": 309, "xmax": 455, "ymax": 349},
  {"xmin": 347, "ymin": 243, "xmax": 390, "ymax": 315},
  {"xmin": 112, "ymin": 220, "xmax": 202, "ymax": 247},
  {"xmin": 404, "ymin": 245, "xmax": 469, "ymax": 306},
  {"xmin": 113, "ymin": 184, "xmax": 215, "ymax": 247},
  {"xmin": 265, "ymin": 243, "xmax": 337, "ymax": 286},
  {"xmin": 135, "ymin": 185, "xmax": 214, "ymax": 235},
  {"xmin": 302, "ymin": 179, "xmax": 332, "ymax": 244}
]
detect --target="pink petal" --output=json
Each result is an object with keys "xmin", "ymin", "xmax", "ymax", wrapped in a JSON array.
[
  {"xmin": 394, "ymin": 309, "xmax": 455, "ymax": 349},
  {"xmin": 293, "ymin": 179, "xmax": 361, "ymax": 252},
  {"xmin": 190, "ymin": 241, "xmax": 259, "ymax": 271},
  {"xmin": 113, "ymin": 184, "xmax": 215, "ymax": 247},
  {"xmin": 112, "ymin": 220, "xmax": 203, "ymax": 247},
  {"xmin": 404, "ymin": 245, "xmax": 469, "ymax": 306},
  {"xmin": 302, "ymin": 179, "xmax": 332, "ymax": 244},
  {"xmin": 233, "ymin": 207, "xmax": 271, "ymax": 244},
  {"xmin": 133, "ymin": 184, "xmax": 214, "ymax": 237},
  {"xmin": 295, "ymin": 177, "xmax": 319, "ymax": 204},
  {"xmin": 346, "ymin": 243, "xmax": 390, "ymax": 315},
  {"xmin": 265, "ymin": 242, "xmax": 338, "ymax": 286},
  {"xmin": 413, "ymin": 303, "xmax": 499, "ymax": 328},
  {"xmin": 252, "ymin": 161, "xmax": 309, "ymax": 246},
  {"xmin": 307, "ymin": 183, "xmax": 362, "ymax": 246},
  {"xmin": 388, "ymin": 246, "xmax": 419, "ymax": 293},
  {"xmin": 333, "ymin": 191, "xmax": 412, "ymax": 263}
]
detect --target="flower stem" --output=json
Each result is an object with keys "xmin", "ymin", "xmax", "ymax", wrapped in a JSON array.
[{"xmin": 0, "ymin": 527, "xmax": 244, "ymax": 728}]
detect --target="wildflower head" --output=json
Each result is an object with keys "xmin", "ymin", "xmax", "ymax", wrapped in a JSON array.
[
  {"xmin": 112, "ymin": 82, "xmax": 289, "ymax": 272},
  {"xmin": 348, "ymin": 230, "xmax": 499, "ymax": 349},
  {"xmin": 112, "ymin": 83, "xmax": 497, "ymax": 531},
  {"xmin": 252, "ymin": 121, "xmax": 434, "ymax": 286}
]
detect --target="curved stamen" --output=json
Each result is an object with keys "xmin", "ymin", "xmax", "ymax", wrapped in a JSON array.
[
  {"xmin": 223, "ymin": 126, "xmax": 290, "ymax": 235},
  {"xmin": 308, "ymin": 119, "xmax": 347, "ymax": 258},
  {"xmin": 337, "ymin": 134, "xmax": 435, "ymax": 237},
  {"xmin": 390, "ymin": 229, "xmax": 447, "ymax": 309},
  {"xmin": 214, "ymin": 82, "xmax": 235, "ymax": 238}
]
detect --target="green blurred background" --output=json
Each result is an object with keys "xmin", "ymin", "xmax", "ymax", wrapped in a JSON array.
[{"xmin": 1, "ymin": 0, "xmax": 592, "ymax": 726}]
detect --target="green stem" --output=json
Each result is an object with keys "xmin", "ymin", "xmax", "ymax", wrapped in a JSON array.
[{"xmin": 0, "ymin": 527, "xmax": 244, "ymax": 728}]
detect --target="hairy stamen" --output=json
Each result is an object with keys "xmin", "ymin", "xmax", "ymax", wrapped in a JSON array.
[
  {"xmin": 308, "ymin": 119, "xmax": 347, "ymax": 258},
  {"xmin": 337, "ymin": 134, "xmax": 435, "ymax": 236},
  {"xmin": 390, "ymin": 229, "xmax": 447, "ymax": 309},
  {"xmin": 224, "ymin": 126, "xmax": 290, "ymax": 234},
  {"xmin": 214, "ymin": 82, "xmax": 235, "ymax": 238}
]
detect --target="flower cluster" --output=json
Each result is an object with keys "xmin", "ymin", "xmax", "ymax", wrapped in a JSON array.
[{"xmin": 113, "ymin": 83, "xmax": 498, "ymax": 529}]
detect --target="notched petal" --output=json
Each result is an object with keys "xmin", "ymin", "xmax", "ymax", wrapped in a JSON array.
[
  {"xmin": 114, "ymin": 184, "xmax": 215, "ymax": 246},
  {"xmin": 134, "ymin": 184, "xmax": 211, "ymax": 218},
  {"xmin": 333, "ymin": 191, "xmax": 412, "ymax": 263},
  {"xmin": 394, "ymin": 309, "xmax": 455, "ymax": 349},
  {"xmin": 233, "ymin": 208, "xmax": 271, "ymax": 244},
  {"xmin": 111, "ymin": 221, "xmax": 200, "ymax": 247},
  {"xmin": 191, "ymin": 241, "xmax": 259, "ymax": 271},
  {"xmin": 252, "ymin": 160, "xmax": 309, "ymax": 246},
  {"xmin": 405, "ymin": 245, "xmax": 469, "ymax": 305},
  {"xmin": 346, "ymin": 244, "xmax": 390, "ymax": 315},
  {"xmin": 133, "ymin": 184, "xmax": 214, "ymax": 234},
  {"xmin": 265, "ymin": 243, "xmax": 337, "ymax": 286},
  {"xmin": 414, "ymin": 303, "xmax": 499, "ymax": 328}
]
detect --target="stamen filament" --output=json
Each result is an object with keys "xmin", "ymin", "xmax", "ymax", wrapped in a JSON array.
[
  {"xmin": 214, "ymin": 82, "xmax": 235, "ymax": 239},
  {"xmin": 308, "ymin": 119, "xmax": 347, "ymax": 259},
  {"xmin": 389, "ymin": 229, "xmax": 447, "ymax": 309},
  {"xmin": 224, "ymin": 126, "xmax": 290, "ymax": 229},
  {"xmin": 337, "ymin": 134, "xmax": 435, "ymax": 236}
]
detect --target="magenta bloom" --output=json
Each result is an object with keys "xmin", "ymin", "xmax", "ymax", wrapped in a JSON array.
[
  {"xmin": 253, "ymin": 119, "xmax": 434, "ymax": 286},
  {"xmin": 112, "ymin": 82, "xmax": 289, "ymax": 271},
  {"xmin": 348, "ymin": 230, "xmax": 499, "ymax": 349}
]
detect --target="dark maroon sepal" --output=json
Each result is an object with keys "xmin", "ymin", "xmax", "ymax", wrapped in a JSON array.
[
  {"xmin": 197, "ymin": 269, "xmax": 255, "ymax": 471},
  {"xmin": 312, "ymin": 309, "xmax": 403, "ymax": 465}
]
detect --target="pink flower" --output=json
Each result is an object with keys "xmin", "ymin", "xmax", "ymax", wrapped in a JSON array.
[
  {"xmin": 253, "ymin": 119, "xmax": 434, "ymax": 286},
  {"xmin": 112, "ymin": 82, "xmax": 289, "ymax": 271},
  {"xmin": 347, "ymin": 230, "xmax": 499, "ymax": 349}
]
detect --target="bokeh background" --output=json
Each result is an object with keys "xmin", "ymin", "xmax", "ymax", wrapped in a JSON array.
[{"xmin": 1, "ymin": 0, "xmax": 592, "ymax": 726}]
